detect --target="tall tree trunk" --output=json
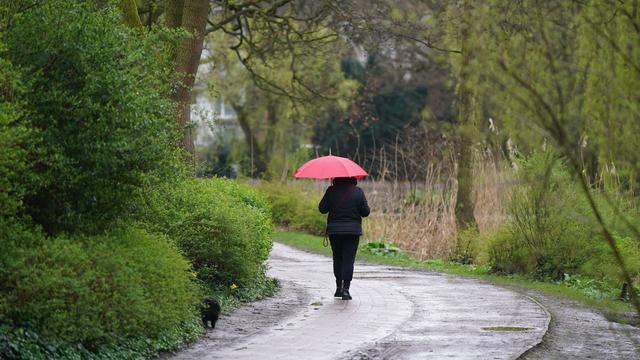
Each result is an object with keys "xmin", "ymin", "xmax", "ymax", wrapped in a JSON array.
[
  {"xmin": 454, "ymin": 0, "xmax": 479, "ymax": 233},
  {"xmin": 263, "ymin": 100, "xmax": 279, "ymax": 167},
  {"xmin": 164, "ymin": 0, "xmax": 185, "ymax": 28},
  {"xmin": 455, "ymin": 113, "xmax": 478, "ymax": 232},
  {"xmin": 168, "ymin": 0, "xmax": 209, "ymax": 161}
]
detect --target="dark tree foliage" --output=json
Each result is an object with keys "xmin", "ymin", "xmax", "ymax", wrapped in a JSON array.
[
  {"xmin": 313, "ymin": 55, "xmax": 431, "ymax": 176},
  {"xmin": 197, "ymin": 137, "xmax": 236, "ymax": 178}
]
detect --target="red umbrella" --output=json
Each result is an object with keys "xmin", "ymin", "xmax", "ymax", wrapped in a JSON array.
[{"xmin": 292, "ymin": 155, "xmax": 368, "ymax": 179}]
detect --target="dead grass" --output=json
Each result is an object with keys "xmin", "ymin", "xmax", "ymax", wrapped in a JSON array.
[
  {"xmin": 299, "ymin": 148, "xmax": 509, "ymax": 260},
  {"xmin": 474, "ymin": 150, "xmax": 509, "ymax": 234},
  {"xmin": 359, "ymin": 163, "xmax": 457, "ymax": 259}
]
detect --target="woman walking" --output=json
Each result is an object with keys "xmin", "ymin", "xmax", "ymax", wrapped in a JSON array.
[{"xmin": 319, "ymin": 177, "xmax": 370, "ymax": 300}]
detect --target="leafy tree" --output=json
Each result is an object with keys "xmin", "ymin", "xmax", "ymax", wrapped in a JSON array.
[
  {"xmin": 309, "ymin": 0, "xmax": 457, "ymax": 179},
  {"xmin": 0, "ymin": 36, "xmax": 35, "ymax": 219},
  {"xmin": 204, "ymin": 25, "xmax": 356, "ymax": 178},
  {"xmin": 119, "ymin": 0, "xmax": 351, "ymax": 161},
  {"xmin": 312, "ymin": 54, "xmax": 435, "ymax": 176},
  {"xmin": 439, "ymin": 0, "xmax": 640, "ymax": 312}
]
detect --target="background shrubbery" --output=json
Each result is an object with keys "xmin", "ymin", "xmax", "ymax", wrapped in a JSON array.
[
  {"xmin": 488, "ymin": 152, "xmax": 594, "ymax": 279},
  {"xmin": 460, "ymin": 151, "xmax": 640, "ymax": 296},
  {"xmin": 255, "ymin": 181, "xmax": 326, "ymax": 235}
]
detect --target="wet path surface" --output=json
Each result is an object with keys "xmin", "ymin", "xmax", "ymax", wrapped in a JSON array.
[{"xmin": 168, "ymin": 243, "xmax": 549, "ymax": 359}]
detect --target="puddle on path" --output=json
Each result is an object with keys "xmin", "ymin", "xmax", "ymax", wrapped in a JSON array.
[{"xmin": 482, "ymin": 326, "xmax": 533, "ymax": 332}]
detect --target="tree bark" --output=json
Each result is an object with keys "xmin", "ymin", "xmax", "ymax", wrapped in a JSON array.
[
  {"xmin": 164, "ymin": 0, "xmax": 185, "ymax": 28},
  {"xmin": 455, "ymin": 118, "xmax": 478, "ymax": 232},
  {"xmin": 120, "ymin": 0, "xmax": 143, "ymax": 28},
  {"xmin": 263, "ymin": 100, "xmax": 279, "ymax": 166},
  {"xmin": 168, "ymin": 0, "xmax": 209, "ymax": 160}
]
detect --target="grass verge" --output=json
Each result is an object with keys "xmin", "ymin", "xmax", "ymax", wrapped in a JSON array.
[{"xmin": 274, "ymin": 230, "xmax": 637, "ymax": 326}]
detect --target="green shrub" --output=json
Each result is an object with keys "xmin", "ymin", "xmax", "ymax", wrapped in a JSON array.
[
  {"xmin": 454, "ymin": 228, "xmax": 480, "ymax": 265},
  {"xmin": 487, "ymin": 224, "xmax": 536, "ymax": 274},
  {"xmin": 0, "ymin": 320, "xmax": 203, "ymax": 360},
  {"xmin": 364, "ymin": 239, "xmax": 405, "ymax": 257},
  {"xmin": 0, "ymin": 222, "xmax": 202, "ymax": 358},
  {"xmin": 483, "ymin": 152, "xmax": 640, "ymax": 304},
  {"xmin": 580, "ymin": 235, "xmax": 640, "ymax": 289},
  {"xmin": 485, "ymin": 151, "xmax": 640, "ymax": 290},
  {"xmin": 1, "ymin": 2, "xmax": 206, "ymax": 358},
  {"xmin": 136, "ymin": 178, "xmax": 274, "ymax": 293},
  {"xmin": 486, "ymin": 152, "xmax": 594, "ymax": 279},
  {"xmin": 4, "ymin": 0, "xmax": 184, "ymax": 234},
  {"xmin": 559, "ymin": 274, "xmax": 617, "ymax": 301},
  {"xmin": 255, "ymin": 181, "xmax": 326, "ymax": 235}
]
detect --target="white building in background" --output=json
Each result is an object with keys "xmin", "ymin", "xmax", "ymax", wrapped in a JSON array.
[
  {"xmin": 192, "ymin": 91, "xmax": 239, "ymax": 147},
  {"xmin": 190, "ymin": 45, "xmax": 241, "ymax": 147}
]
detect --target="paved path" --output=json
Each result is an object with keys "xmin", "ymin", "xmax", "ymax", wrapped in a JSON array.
[{"xmin": 169, "ymin": 243, "xmax": 549, "ymax": 359}]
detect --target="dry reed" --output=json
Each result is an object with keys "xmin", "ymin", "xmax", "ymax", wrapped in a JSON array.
[
  {"xmin": 369, "ymin": 152, "xmax": 506, "ymax": 260},
  {"xmin": 359, "ymin": 162, "xmax": 457, "ymax": 259},
  {"xmin": 302, "ymin": 146, "xmax": 508, "ymax": 260}
]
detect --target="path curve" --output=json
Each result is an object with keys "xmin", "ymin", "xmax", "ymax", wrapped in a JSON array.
[
  {"xmin": 518, "ymin": 288, "xmax": 640, "ymax": 359},
  {"xmin": 169, "ymin": 243, "xmax": 549, "ymax": 359}
]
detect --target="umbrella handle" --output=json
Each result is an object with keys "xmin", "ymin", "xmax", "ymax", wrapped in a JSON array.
[{"xmin": 323, "ymin": 227, "xmax": 329, "ymax": 247}]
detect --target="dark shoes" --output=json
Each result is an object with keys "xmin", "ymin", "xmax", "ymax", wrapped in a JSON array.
[
  {"xmin": 341, "ymin": 288, "xmax": 352, "ymax": 300},
  {"xmin": 334, "ymin": 279, "xmax": 343, "ymax": 297},
  {"xmin": 334, "ymin": 280, "xmax": 352, "ymax": 300}
]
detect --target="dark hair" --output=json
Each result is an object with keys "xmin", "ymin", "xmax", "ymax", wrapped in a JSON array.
[{"xmin": 332, "ymin": 177, "xmax": 357, "ymax": 186}]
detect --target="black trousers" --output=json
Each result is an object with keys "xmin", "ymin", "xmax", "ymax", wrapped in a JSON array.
[{"xmin": 329, "ymin": 234, "xmax": 360, "ymax": 283}]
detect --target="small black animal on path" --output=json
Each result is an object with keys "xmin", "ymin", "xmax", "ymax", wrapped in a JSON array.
[{"xmin": 201, "ymin": 297, "xmax": 221, "ymax": 328}]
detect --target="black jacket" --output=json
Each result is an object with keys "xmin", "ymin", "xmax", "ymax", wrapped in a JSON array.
[{"xmin": 319, "ymin": 184, "xmax": 370, "ymax": 235}]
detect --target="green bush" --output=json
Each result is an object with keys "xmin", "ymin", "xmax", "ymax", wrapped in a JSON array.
[
  {"xmin": 580, "ymin": 235, "xmax": 640, "ymax": 289},
  {"xmin": 0, "ymin": 222, "xmax": 202, "ymax": 358},
  {"xmin": 136, "ymin": 178, "xmax": 274, "ymax": 293},
  {"xmin": 4, "ymin": 0, "xmax": 184, "ymax": 234},
  {"xmin": 454, "ymin": 228, "xmax": 479, "ymax": 265},
  {"xmin": 487, "ymin": 224, "xmax": 536, "ymax": 274},
  {"xmin": 485, "ymin": 151, "xmax": 640, "ymax": 292},
  {"xmin": 454, "ymin": 228, "xmax": 497, "ymax": 266},
  {"xmin": 255, "ymin": 181, "xmax": 326, "ymax": 235},
  {"xmin": 486, "ymin": 152, "xmax": 594, "ymax": 279}
]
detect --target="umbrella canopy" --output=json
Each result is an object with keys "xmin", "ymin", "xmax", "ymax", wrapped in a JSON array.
[{"xmin": 292, "ymin": 155, "xmax": 368, "ymax": 179}]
